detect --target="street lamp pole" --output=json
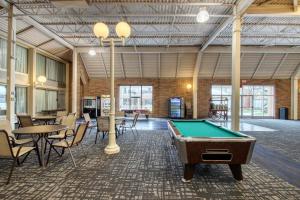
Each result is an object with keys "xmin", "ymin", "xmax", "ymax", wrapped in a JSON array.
[{"xmin": 93, "ymin": 22, "xmax": 131, "ymax": 155}]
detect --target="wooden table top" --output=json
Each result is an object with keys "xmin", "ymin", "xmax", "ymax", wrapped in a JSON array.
[
  {"xmin": 32, "ymin": 116, "xmax": 57, "ymax": 120},
  {"xmin": 12, "ymin": 125, "xmax": 67, "ymax": 135}
]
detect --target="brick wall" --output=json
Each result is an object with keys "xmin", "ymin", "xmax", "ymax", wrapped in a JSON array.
[
  {"xmin": 81, "ymin": 77, "xmax": 291, "ymax": 119},
  {"xmin": 83, "ymin": 78, "xmax": 193, "ymax": 117},
  {"xmin": 197, "ymin": 79, "xmax": 291, "ymax": 119}
]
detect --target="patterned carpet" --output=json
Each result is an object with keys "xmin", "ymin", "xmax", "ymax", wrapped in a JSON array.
[{"xmin": 0, "ymin": 129, "xmax": 299, "ymax": 199}]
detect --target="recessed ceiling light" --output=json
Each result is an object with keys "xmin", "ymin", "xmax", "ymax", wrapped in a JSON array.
[
  {"xmin": 88, "ymin": 49, "xmax": 96, "ymax": 56},
  {"xmin": 196, "ymin": 7, "xmax": 210, "ymax": 23}
]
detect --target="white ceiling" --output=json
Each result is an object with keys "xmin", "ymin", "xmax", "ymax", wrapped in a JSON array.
[{"xmin": 0, "ymin": 0, "xmax": 300, "ymax": 78}]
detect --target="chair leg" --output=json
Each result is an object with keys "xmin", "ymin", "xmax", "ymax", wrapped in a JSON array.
[
  {"xmin": 20, "ymin": 151, "xmax": 32, "ymax": 164},
  {"xmin": 67, "ymin": 147, "xmax": 77, "ymax": 167},
  {"xmin": 134, "ymin": 127, "xmax": 138, "ymax": 134},
  {"xmin": 35, "ymin": 144, "xmax": 42, "ymax": 166},
  {"xmin": 46, "ymin": 144, "xmax": 53, "ymax": 165},
  {"xmin": 7, "ymin": 158, "xmax": 17, "ymax": 184}
]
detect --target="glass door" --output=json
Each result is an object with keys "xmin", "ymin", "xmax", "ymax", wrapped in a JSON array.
[{"xmin": 241, "ymin": 95, "xmax": 253, "ymax": 118}]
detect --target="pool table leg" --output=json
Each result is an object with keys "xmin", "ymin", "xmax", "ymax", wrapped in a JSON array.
[
  {"xmin": 229, "ymin": 164, "xmax": 243, "ymax": 181},
  {"xmin": 182, "ymin": 164, "xmax": 195, "ymax": 182}
]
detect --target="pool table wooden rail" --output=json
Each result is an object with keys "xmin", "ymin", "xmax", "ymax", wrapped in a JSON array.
[{"xmin": 167, "ymin": 120, "xmax": 256, "ymax": 182}]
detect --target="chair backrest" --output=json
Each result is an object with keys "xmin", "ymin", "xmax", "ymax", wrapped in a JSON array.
[
  {"xmin": 71, "ymin": 122, "xmax": 89, "ymax": 146},
  {"xmin": 97, "ymin": 116, "xmax": 109, "ymax": 131},
  {"xmin": 17, "ymin": 115, "xmax": 34, "ymax": 127},
  {"xmin": 62, "ymin": 114, "xmax": 76, "ymax": 129},
  {"xmin": 132, "ymin": 113, "xmax": 139, "ymax": 127},
  {"xmin": 83, "ymin": 113, "xmax": 91, "ymax": 123},
  {"xmin": 57, "ymin": 111, "xmax": 67, "ymax": 117},
  {"xmin": 56, "ymin": 111, "xmax": 68, "ymax": 124},
  {"xmin": 0, "ymin": 120, "xmax": 15, "ymax": 140},
  {"xmin": 0, "ymin": 130, "xmax": 13, "ymax": 157},
  {"xmin": 115, "ymin": 111, "xmax": 125, "ymax": 117}
]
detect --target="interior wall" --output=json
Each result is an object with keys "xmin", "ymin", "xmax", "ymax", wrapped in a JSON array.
[
  {"xmin": 83, "ymin": 78, "xmax": 193, "ymax": 117},
  {"xmin": 82, "ymin": 77, "xmax": 291, "ymax": 119},
  {"xmin": 197, "ymin": 79, "xmax": 292, "ymax": 119}
]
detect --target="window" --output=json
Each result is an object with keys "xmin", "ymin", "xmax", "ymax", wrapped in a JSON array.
[
  {"xmin": 15, "ymin": 45, "xmax": 28, "ymax": 73},
  {"xmin": 211, "ymin": 85, "xmax": 275, "ymax": 118},
  {"xmin": 36, "ymin": 89, "xmax": 46, "ymax": 112},
  {"xmin": 47, "ymin": 90, "xmax": 57, "ymax": 110},
  {"xmin": 36, "ymin": 54, "xmax": 66, "ymax": 85},
  {"xmin": 36, "ymin": 54, "xmax": 46, "ymax": 77},
  {"xmin": 15, "ymin": 87, "xmax": 27, "ymax": 114},
  {"xmin": 0, "ymin": 85, "xmax": 6, "ymax": 115},
  {"xmin": 36, "ymin": 89, "xmax": 59, "ymax": 113},
  {"xmin": 119, "ymin": 86, "xmax": 153, "ymax": 111},
  {"xmin": 0, "ymin": 38, "xmax": 7, "ymax": 69}
]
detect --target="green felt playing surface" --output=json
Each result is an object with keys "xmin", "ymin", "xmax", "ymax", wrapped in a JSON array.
[{"xmin": 171, "ymin": 120, "xmax": 245, "ymax": 138}]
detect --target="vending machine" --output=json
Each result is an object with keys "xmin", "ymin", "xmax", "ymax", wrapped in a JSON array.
[
  {"xmin": 169, "ymin": 97, "xmax": 185, "ymax": 118},
  {"xmin": 82, "ymin": 96, "xmax": 100, "ymax": 118},
  {"xmin": 101, "ymin": 95, "xmax": 110, "ymax": 116}
]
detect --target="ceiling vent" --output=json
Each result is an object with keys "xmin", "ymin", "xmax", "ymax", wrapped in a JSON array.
[{"xmin": 50, "ymin": 0, "xmax": 88, "ymax": 8}]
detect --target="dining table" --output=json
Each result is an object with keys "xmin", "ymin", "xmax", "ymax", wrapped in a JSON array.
[
  {"xmin": 13, "ymin": 125, "xmax": 67, "ymax": 168},
  {"xmin": 32, "ymin": 116, "xmax": 58, "ymax": 125}
]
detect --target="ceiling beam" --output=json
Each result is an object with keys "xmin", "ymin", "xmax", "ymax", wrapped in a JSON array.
[
  {"xmin": 77, "ymin": 46, "xmax": 300, "ymax": 54},
  {"xmin": 271, "ymin": 53, "xmax": 288, "ymax": 79},
  {"xmin": 245, "ymin": 5, "xmax": 300, "ymax": 16},
  {"xmin": 120, "ymin": 53, "xmax": 126, "ymax": 78},
  {"xmin": 212, "ymin": 54, "xmax": 222, "ymax": 79},
  {"xmin": 251, "ymin": 53, "xmax": 266, "ymax": 79},
  {"xmin": 205, "ymin": 46, "xmax": 300, "ymax": 54},
  {"xmin": 200, "ymin": 17, "xmax": 233, "ymax": 52},
  {"xmin": 13, "ymin": 13, "xmax": 232, "ymax": 18},
  {"xmin": 200, "ymin": 0, "xmax": 255, "ymax": 52},
  {"xmin": 16, "ymin": 25, "xmax": 34, "ymax": 35},
  {"xmin": 36, "ymin": 38, "xmax": 54, "ymax": 47}
]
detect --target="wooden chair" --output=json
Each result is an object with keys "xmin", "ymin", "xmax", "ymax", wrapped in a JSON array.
[
  {"xmin": 0, "ymin": 120, "xmax": 32, "ymax": 146},
  {"xmin": 122, "ymin": 113, "xmax": 139, "ymax": 135},
  {"xmin": 96, "ymin": 116, "xmax": 109, "ymax": 143},
  {"xmin": 0, "ymin": 130, "xmax": 39, "ymax": 184},
  {"xmin": 83, "ymin": 113, "xmax": 97, "ymax": 135},
  {"xmin": 17, "ymin": 115, "xmax": 34, "ymax": 127},
  {"xmin": 46, "ymin": 123, "xmax": 89, "ymax": 167}
]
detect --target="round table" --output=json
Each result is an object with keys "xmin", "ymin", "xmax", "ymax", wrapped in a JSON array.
[
  {"xmin": 13, "ymin": 125, "xmax": 67, "ymax": 167},
  {"xmin": 32, "ymin": 116, "xmax": 57, "ymax": 125}
]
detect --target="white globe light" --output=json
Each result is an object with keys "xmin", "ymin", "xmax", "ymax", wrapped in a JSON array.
[
  {"xmin": 37, "ymin": 75, "xmax": 47, "ymax": 84},
  {"xmin": 115, "ymin": 21, "xmax": 131, "ymax": 38},
  {"xmin": 88, "ymin": 49, "xmax": 96, "ymax": 56},
  {"xmin": 93, "ymin": 22, "xmax": 109, "ymax": 39},
  {"xmin": 196, "ymin": 7, "xmax": 209, "ymax": 23}
]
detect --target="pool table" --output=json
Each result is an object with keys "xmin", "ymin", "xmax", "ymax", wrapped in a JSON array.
[{"xmin": 168, "ymin": 120, "xmax": 256, "ymax": 182}]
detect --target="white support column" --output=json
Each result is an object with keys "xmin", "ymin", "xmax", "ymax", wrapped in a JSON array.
[
  {"xmin": 6, "ymin": 4, "xmax": 16, "ymax": 125},
  {"xmin": 28, "ymin": 48, "xmax": 36, "ymax": 116},
  {"xmin": 291, "ymin": 77, "xmax": 298, "ymax": 120},
  {"xmin": 231, "ymin": 11, "xmax": 241, "ymax": 131},
  {"xmin": 193, "ymin": 52, "xmax": 202, "ymax": 119},
  {"xmin": 65, "ymin": 63, "xmax": 70, "ymax": 113},
  {"xmin": 72, "ymin": 48, "xmax": 77, "ymax": 115}
]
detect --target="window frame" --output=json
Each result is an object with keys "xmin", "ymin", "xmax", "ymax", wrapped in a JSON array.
[{"xmin": 119, "ymin": 85, "xmax": 153, "ymax": 111}]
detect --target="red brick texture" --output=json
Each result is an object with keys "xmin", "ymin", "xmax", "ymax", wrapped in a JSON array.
[{"xmin": 80, "ymin": 77, "xmax": 292, "ymax": 119}]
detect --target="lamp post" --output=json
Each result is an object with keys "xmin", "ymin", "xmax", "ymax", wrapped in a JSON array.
[{"xmin": 93, "ymin": 21, "xmax": 131, "ymax": 155}]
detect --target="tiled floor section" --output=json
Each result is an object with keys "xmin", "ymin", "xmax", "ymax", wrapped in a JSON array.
[{"xmin": 0, "ymin": 124, "xmax": 299, "ymax": 199}]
